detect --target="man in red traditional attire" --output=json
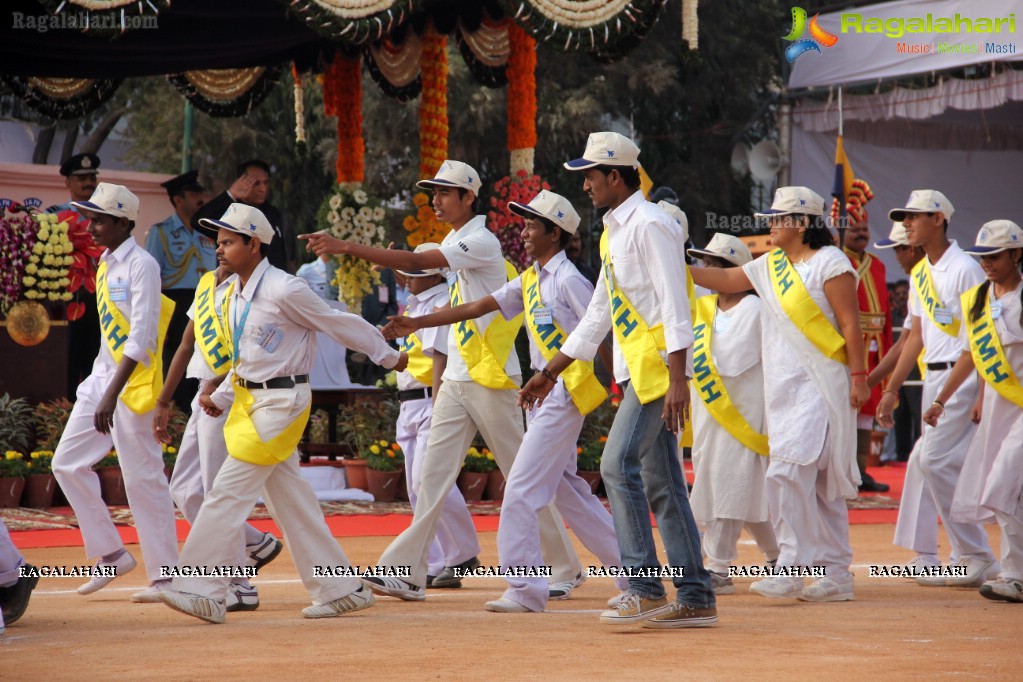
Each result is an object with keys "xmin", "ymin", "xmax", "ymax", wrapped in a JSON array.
[{"xmin": 842, "ymin": 202, "xmax": 892, "ymax": 493}]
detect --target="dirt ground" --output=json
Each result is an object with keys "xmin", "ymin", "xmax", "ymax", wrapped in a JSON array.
[{"xmin": 2, "ymin": 523, "xmax": 1021, "ymax": 681}]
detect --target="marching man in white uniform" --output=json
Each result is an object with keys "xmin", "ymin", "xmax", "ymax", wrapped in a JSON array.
[
  {"xmin": 391, "ymin": 243, "xmax": 481, "ymax": 588},
  {"xmin": 876, "ymin": 191, "xmax": 999, "ymax": 587},
  {"xmin": 302, "ymin": 161, "xmax": 584, "ymax": 602},
  {"xmin": 385, "ymin": 191, "xmax": 630, "ymax": 612},
  {"xmin": 153, "ymin": 263, "xmax": 284, "ymax": 611},
  {"xmin": 923, "ymin": 220, "xmax": 1023, "ymax": 601},
  {"xmin": 52, "ymin": 183, "xmax": 180, "ymax": 601},
  {"xmin": 158, "ymin": 204, "xmax": 407, "ymax": 623},
  {"xmin": 687, "ymin": 234, "xmax": 779, "ymax": 594}
]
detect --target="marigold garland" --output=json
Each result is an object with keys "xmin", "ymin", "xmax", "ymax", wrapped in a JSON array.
[
  {"xmin": 506, "ymin": 24, "xmax": 537, "ymax": 175},
  {"xmin": 418, "ymin": 24, "xmax": 448, "ymax": 179},
  {"xmin": 402, "ymin": 192, "xmax": 450, "ymax": 248},
  {"xmin": 323, "ymin": 53, "xmax": 365, "ymax": 184}
]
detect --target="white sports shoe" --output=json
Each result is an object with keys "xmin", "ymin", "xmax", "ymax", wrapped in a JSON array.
[
  {"xmin": 226, "ymin": 585, "xmax": 259, "ymax": 612},
  {"xmin": 361, "ymin": 576, "xmax": 425, "ymax": 601},
  {"xmin": 131, "ymin": 581, "xmax": 172, "ymax": 603},
  {"xmin": 980, "ymin": 578, "xmax": 1023, "ymax": 603},
  {"xmin": 246, "ymin": 532, "xmax": 283, "ymax": 570},
  {"xmin": 799, "ymin": 576, "xmax": 854, "ymax": 602},
  {"xmin": 159, "ymin": 590, "xmax": 226, "ymax": 624},
  {"xmin": 903, "ymin": 554, "xmax": 939, "ymax": 579},
  {"xmin": 77, "ymin": 552, "xmax": 137, "ymax": 595},
  {"xmin": 749, "ymin": 576, "xmax": 804, "ymax": 599},
  {"xmin": 303, "ymin": 585, "xmax": 375, "ymax": 618},
  {"xmin": 548, "ymin": 572, "xmax": 586, "ymax": 600},
  {"xmin": 484, "ymin": 597, "xmax": 534, "ymax": 613}
]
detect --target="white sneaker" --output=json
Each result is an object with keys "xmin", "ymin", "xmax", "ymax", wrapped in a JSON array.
[
  {"xmin": 980, "ymin": 577, "xmax": 1023, "ymax": 603},
  {"xmin": 361, "ymin": 576, "xmax": 425, "ymax": 601},
  {"xmin": 226, "ymin": 585, "xmax": 259, "ymax": 612},
  {"xmin": 947, "ymin": 558, "xmax": 1000, "ymax": 587},
  {"xmin": 799, "ymin": 576, "xmax": 854, "ymax": 602},
  {"xmin": 484, "ymin": 597, "xmax": 534, "ymax": 613},
  {"xmin": 606, "ymin": 591, "xmax": 630, "ymax": 609},
  {"xmin": 903, "ymin": 554, "xmax": 939, "ymax": 579},
  {"xmin": 159, "ymin": 590, "xmax": 226, "ymax": 624},
  {"xmin": 131, "ymin": 581, "xmax": 172, "ymax": 603},
  {"xmin": 77, "ymin": 552, "xmax": 137, "ymax": 595},
  {"xmin": 710, "ymin": 570, "xmax": 735, "ymax": 595},
  {"xmin": 303, "ymin": 585, "xmax": 375, "ymax": 618},
  {"xmin": 749, "ymin": 576, "xmax": 804, "ymax": 599},
  {"xmin": 246, "ymin": 532, "xmax": 283, "ymax": 570},
  {"xmin": 548, "ymin": 572, "xmax": 586, "ymax": 600}
]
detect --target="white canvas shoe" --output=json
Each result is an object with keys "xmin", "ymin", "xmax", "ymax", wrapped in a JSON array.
[
  {"xmin": 303, "ymin": 585, "xmax": 375, "ymax": 618},
  {"xmin": 77, "ymin": 552, "xmax": 137, "ymax": 595},
  {"xmin": 159, "ymin": 590, "xmax": 226, "ymax": 624}
]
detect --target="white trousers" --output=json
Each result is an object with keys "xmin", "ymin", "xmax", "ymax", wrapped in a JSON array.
[
  {"xmin": 0, "ymin": 520, "xmax": 23, "ymax": 588},
  {"xmin": 994, "ymin": 510, "xmax": 1023, "ymax": 581},
  {"xmin": 766, "ymin": 459, "xmax": 853, "ymax": 579},
  {"xmin": 377, "ymin": 379, "xmax": 582, "ymax": 588},
  {"xmin": 909, "ymin": 370, "xmax": 993, "ymax": 560},
  {"xmin": 498, "ymin": 383, "xmax": 628, "ymax": 611},
  {"xmin": 52, "ymin": 370, "xmax": 179, "ymax": 583},
  {"xmin": 173, "ymin": 384, "xmax": 360, "ymax": 604},
  {"xmin": 395, "ymin": 397, "xmax": 480, "ymax": 574},
  {"xmin": 168, "ymin": 390, "xmax": 259, "ymax": 584},
  {"xmin": 703, "ymin": 519, "xmax": 779, "ymax": 574}
]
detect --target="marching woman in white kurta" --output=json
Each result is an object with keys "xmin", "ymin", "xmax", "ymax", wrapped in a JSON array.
[
  {"xmin": 692, "ymin": 187, "xmax": 868, "ymax": 603},
  {"xmin": 923, "ymin": 220, "xmax": 1023, "ymax": 603},
  {"xmin": 687, "ymin": 234, "xmax": 778, "ymax": 595}
]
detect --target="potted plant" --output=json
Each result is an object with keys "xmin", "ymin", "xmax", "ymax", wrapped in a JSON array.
[
  {"xmin": 162, "ymin": 444, "xmax": 178, "ymax": 482},
  {"xmin": 0, "ymin": 450, "xmax": 30, "ymax": 507},
  {"xmin": 22, "ymin": 450, "xmax": 56, "ymax": 508},
  {"xmin": 0, "ymin": 393, "xmax": 35, "ymax": 455},
  {"xmin": 94, "ymin": 450, "xmax": 128, "ymax": 506},
  {"xmin": 458, "ymin": 447, "xmax": 495, "ymax": 503},
  {"xmin": 364, "ymin": 440, "xmax": 404, "ymax": 503},
  {"xmin": 32, "ymin": 397, "xmax": 74, "ymax": 505},
  {"xmin": 337, "ymin": 397, "xmax": 399, "ymax": 491},
  {"xmin": 577, "ymin": 437, "xmax": 607, "ymax": 495}
]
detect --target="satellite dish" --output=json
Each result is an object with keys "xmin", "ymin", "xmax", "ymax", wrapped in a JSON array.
[
  {"xmin": 749, "ymin": 140, "xmax": 785, "ymax": 181},
  {"xmin": 730, "ymin": 143, "xmax": 749, "ymax": 178}
]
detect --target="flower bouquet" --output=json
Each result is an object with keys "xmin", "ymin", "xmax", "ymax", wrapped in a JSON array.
[{"xmin": 318, "ymin": 185, "xmax": 387, "ymax": 316}]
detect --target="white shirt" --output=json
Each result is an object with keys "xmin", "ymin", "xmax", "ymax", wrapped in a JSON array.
[
  {"xmin": 909, "ymin": 241, "xmax": 985, "ymax": 363},
  {"xmin": 491, "ymin": 251, "xmax": 593, "ymax": 371},
  {"xmin": 438, "ymin": 215, "xmax": 522, "ymax": 382},
  {"xmin": 94, "ymin": 238, "xmax": 160, "ymax": 373},
  {"xmin": 295, "ymin": 258, "xmax": 332, "ymax": 300},
  {"xmin": 959, "ymin": 281, "xmax": 1023, "ymax": 352},
  {"xmin": 398, "ymin": 282, "xmax": 449, "ymax": 392},
  {"xmin": 185, "ymin": 275, "xmax": 233, "ymax": 381},
  {"xmin": 561, "ymin": 191, "xmax": 694, "ymax": 384},
  {"xmin": 216, "ymin": 259, "xmax": 399, "ymax": 386}
]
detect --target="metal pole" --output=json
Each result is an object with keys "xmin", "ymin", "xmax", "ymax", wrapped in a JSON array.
[{"xmin": 180, "ymin": 100, "xmax": 194, "ymax": 173}]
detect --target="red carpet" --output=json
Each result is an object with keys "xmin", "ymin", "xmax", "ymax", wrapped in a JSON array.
[{"xmin": 9, "ymin": 465, "xmax": 905, "ymax": 549}]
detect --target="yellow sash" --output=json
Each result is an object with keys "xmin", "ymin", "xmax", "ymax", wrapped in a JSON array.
[
  {"xmin": 96, "ymin": 260, "xmax": 174, "ymax": 414},
  {"xmin": 962, "ymin": 286, "xmax": 1023, "ymax": 408},
  {"xmin": 912, "ymin": 258, "xmax": 960, "ymax": 338},
  {"xmin": 692, "ymin": 296, "xmax": 769, "ymax": 456},
  {"xmin": 220, "ymin": 279, "xmax": 311, "ymax": 465},
  {"xmin": 400, "ymin": 310, "xmax": 434, "ymax": 387},
  {"xmin": 520, "ymin": 265, "xmax": 606, "ymax": 416},
  {"xmin": 449, "ymin": 260, "xmax": 523, "ymax": 390},
  {"xmin": 194, "ymin": 271, "xmax": 232, "ymax": 376},
  {"xmin": 768, "ymin": 249, "xmax": 848, "ymax": 365},
  {"xmin": 599, "ymin": 230, "xmax": 667, "ymax": 404}
]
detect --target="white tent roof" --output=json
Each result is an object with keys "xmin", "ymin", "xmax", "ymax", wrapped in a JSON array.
[{"xmin": 788, "ymin": 0, "xmax": 1023, "ymax": 89}]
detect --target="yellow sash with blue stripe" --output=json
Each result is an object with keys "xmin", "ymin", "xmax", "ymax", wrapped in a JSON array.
[
  {"xmin": 400, "ymin": 310, "xmax": 434, "ymax": 387},
  {"xmin": 913, "ymin": 258, "xmax": 960, "ymax": 338},
  {"xmin": 220, "ymin": 280, "xmax": 311, "ymax": 466},
  {"xmin": 768, "ymin": 249, "xmax": 848, "ymax": 365},
  {"xmin": 449, "ymin": 260, "xmax": 523, "ymax": 390},
  {"xmin": 963, "ymin": 285, "xmax": 1023, "ymax": 408},
  {"xmin": 194, "ymin": 271, "xmax": 232, "ymax": 376},
  {"xmin": 692, "ymin": 296, "xmax": 769, "ymax": 456},
  {"xmin": 96, "ymin": 260, "xmax": 174, "ymax": 414},
  {"xmin": 520, "ymin": 266, "xmax": 606, "ymax": 416}
]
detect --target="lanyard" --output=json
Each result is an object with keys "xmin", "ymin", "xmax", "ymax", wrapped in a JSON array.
[{"xmin": 231, "ymin": 275, "xmax": 263, "ymax": 366}]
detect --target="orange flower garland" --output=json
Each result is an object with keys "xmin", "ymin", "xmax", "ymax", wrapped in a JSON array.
[
  {"xmin": 402, "ymin": 193, "xmax": 449, "ymax": 247},
  {"xmin": 419, "ymin": 24, "xmax": 448, "ymax": 179},
  {"xmin": 323, "ymin": 53, "xmax": 365, "ymax": 185},
  {"xmin": 506, "ymin": 24, "xmax": 537, "ymax": 175}
]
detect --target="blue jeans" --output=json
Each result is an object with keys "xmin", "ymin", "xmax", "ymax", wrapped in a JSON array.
[{"xmin": 600, "ymin": 382, "xmax": 715, "ymax": 608}]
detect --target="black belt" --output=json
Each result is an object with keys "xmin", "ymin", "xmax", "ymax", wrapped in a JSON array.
[
  {"xmin": 926, "ymin": 362, "xmax": 955, "ymax": 371},
  {"xmin": 398, "ymin": 387, "xmax": 432, "ymax": 402},
  {"xmin": 238, "ymin": 374, "xmax": 309, "ymax": 389}
]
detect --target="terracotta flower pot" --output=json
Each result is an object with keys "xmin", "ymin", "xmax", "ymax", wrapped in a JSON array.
[
  {"xmin": 868, "ymin": 430, "xmax": 887, "ymax": 468},
  {"xmin": 22, "ymin": 473, "xmax": 57, "ymax": 509},
  {"xmin": 577, "ymin": 470, "xmax": 602, "ymax": 496},
  {"xmin": 343, "ymin": 458, "xmax": 369, "ymax": 491},
  {"xmin": 0, "ymin": 477, "xmax": 27, "ymax": 508},
  {"xmin": 456, "ymin": 471, "xmax": 488, "ymax": 502},
  {"xmin": 366, "ymin": 467, "xmax": 403, "ymax": 503},
  {"xmin": 97, "ymin": 466, "xmax": 128, "ymax": 506},
  {"xmin": 485, "ymin": 470, "xmax": 505, "ymax": 501}
]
